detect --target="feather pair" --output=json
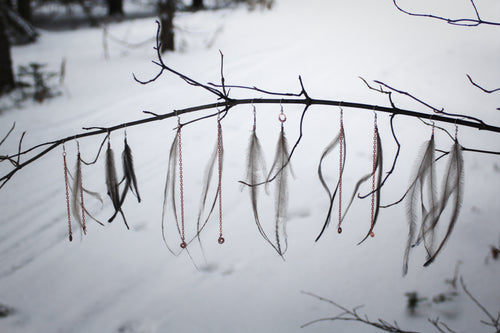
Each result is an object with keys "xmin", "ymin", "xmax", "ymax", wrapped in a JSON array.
[
  {"xmin": 403, "ymin": 132, "xmax": 464, "ymax": 274},
  {"xmin": 243, "ymin": 123, "xmax": 278, "ymax": 252},
  {"xmin": 241, "ymin": 108, "xmax": 292, "ymax": 257},
  {"xmin": 106, "ymin": 136, "xmax": 141, "ymax": 229}
]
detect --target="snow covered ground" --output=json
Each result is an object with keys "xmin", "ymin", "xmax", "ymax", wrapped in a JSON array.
[{"xmin": 1, "ymin": 0, "xmax": 499, "ymax": 332}]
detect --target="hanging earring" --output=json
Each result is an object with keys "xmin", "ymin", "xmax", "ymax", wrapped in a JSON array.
[
  {"xmin": 76, "ymin": 141, "xmax": 87, "ymax": 235},
  {"xmin": 369, "ymin": 112, "xmax": 378, "ymax": 238},
  {"xmin": 338, "ymin": 109, "xmax": 344, "ymax": 234},
  {"xmin": 243, "ymin": 105, "xmax": 276, "ymax": 250},
  {"xmin": 315, "ymin": 107, "xmax": 347, "ymax": 241},
  {"xmin": 177, "ymin": 118, "xmax": 187, "ymax": 249},
  {"xmin": 217, "ymin": 110, "xmax": 224, "ymax": 245},
  {"xmin": 266, "ymin": 104, "xmax": 291, "ymax": 256},
  {"xmin": 62, "ymin": 143, "xmax": 72, "ymax": 241}
]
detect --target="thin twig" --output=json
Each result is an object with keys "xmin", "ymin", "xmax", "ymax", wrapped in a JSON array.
[
  {"xmin": 301, "ymin": 291, "xmax": 421, "ymax": 333},
  {"xmin": 466, "ymin": 74, "xmax": 500, "ymax": 94},
  {"xmin": 392, "ymin": 0, "xmax": 500, "ymax": 26},
  {"xmin": 0, "ymin": 122, "xmax": 15, "ymax": 146}
]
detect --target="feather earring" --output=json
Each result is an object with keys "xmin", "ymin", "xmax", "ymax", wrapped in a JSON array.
[
  {"xmin": 403, "ymin": 125, "xmax": 437, "ymax": 275},
  {"xmin": 423, "ymin": 126, "xmax": 464, "ymax": 267},
  {"xmin": 161, "ymin": 121, "xmax": 183, "ymax": 253},
  {"xmin": 243, "ymin": 106, "xmax": 278, "ymax": 250},
  {"xmin": 368, "ymin": 113, "xmax": 379, "ymax": 239},
  {"xmin": 339, "ymin": 113, "xmax": 382, "ymax": 245},
  {"xmin": 106, "ymin": 136, "xmax": 129, "ymax": 229},
  {"xmin": 121, "ymin": 132, "xmax": 141, "ymax": 205},
  {"xmin": 338, "ymin": 110, "xmax": 345, "ymax": 234},
  {"xmin": 216, "ymin": 111, "xmax": 224, "ymax": 244},
  {"xmin": 62, "ymin": 143, "xmax": 72, "ymax": 241},
  {"xmin": 315, "ymin": 109, "xmax": 346, "ymax": 241},
  {"xmin": 71, "ymin": 141, "xmax": 87, "ymax": 236},
  {"xmin": 177, "ymin": 122, "xmax": 186, "ymax": 249},
  {"xmin": 266, "ymin": 106, "xmax": 291, "ymax": 256},
  {"xmin": 194, "ymin": 110, "xmax": 225, "ymax": 246}
]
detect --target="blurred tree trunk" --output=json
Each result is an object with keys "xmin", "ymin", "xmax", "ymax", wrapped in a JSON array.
[
  {"xmin": 17, "ymin": 0, "xmax": 32, "ymax": 23},
  {"xmin": 107, "ymin": 0, "xmax": 124, "ymax": 16},
  {"xmin": 158, "ymin": 0, "xmax": 175, "ymax": 53},
  {"xmin": 192, "ymin": 0, "xmax": 203, "ymax": 10},
  {"xmin": 0, "ymin": 10, "xmax": 15, "ymax": 92}
]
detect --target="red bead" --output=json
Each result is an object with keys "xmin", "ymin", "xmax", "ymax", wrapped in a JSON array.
[
  {"xmin": 370, "ymin": 231, "xmax": 375, "ymax": 237},
  {"xmin": 337, "ymin": 227, "xmax": 342, "ymax": 234},
  {"xmin": 180, "ymin": 242, "xmax": 187, "ymax": 249},
  {"xmin": 218, "ymin": 237, "xmax": 225, "ymax": 244}
]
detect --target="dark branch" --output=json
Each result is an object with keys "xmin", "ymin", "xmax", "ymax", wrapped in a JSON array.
[
  {"xmin": 301, "ymin": 291, "xmax": 421, "ymax": 333},
  {"xmin": 466, "ymin": 74, "xmax": 500, "ymax": 94},
  {"xmin": 393, "ymin": 0, "xmax": 500, "ymax": 26}
]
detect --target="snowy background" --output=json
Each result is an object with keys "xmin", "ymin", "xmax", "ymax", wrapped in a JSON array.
[{"xmin": 1, "ymin": 0, "xmax": 499, "ymax": 332}]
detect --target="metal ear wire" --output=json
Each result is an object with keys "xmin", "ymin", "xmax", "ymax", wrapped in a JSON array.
[{"xmin": 278, "ymin": 103, "xmax": 287, "ymax": 126}]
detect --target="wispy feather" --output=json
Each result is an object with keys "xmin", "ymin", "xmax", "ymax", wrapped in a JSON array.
[
  {"xmin": 121, "ymin": 136, "xmax": 141, "ymax": 204},
  {"xmin": 161, "ymin": 130, "xmax": 181, "ymax": 254},
  {"xmin": 71, "ymin": 151, "xmax": 86, "ymax": 235},
  {"xmin": 315, "ymin": 130, "xmax": 346, "ymax": 241},
  {"xmin": 267, "ymin": 126, "xmax": 291, "ymax": 257},
  {"xmin": 403, "ymin": 134, "xmax": 437, "ymax": 275},
  {"xmin": 423, "ymin": 139, "xmax": 463, "ymax": 267},
  {"xmin": 338, "ymin": 131, "xmax": 383, "ymax": 244},
  {"xmin": 106, "ymin": 141, "xmax": 129, "ymax": 229},
  {"xmin": 358, "ymin": 130, "xmax": 383, "ymax": 244},
  {"xmin": 195, "ymin": 128, "xmax": 223, "ymax": 245},
  {"xmin": 66, "ymin": 153, "xmax": 104, "ymax": 231},
  {"xmin": 244, "ymin": 127, "xmax": 279, "ymax": 251}
]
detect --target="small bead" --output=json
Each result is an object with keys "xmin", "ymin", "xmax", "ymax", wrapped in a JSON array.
[
  {"xmin": 218, "ymin": 236, "xmax": 225, "ymax": 244},
  {"xmin": 337, "ymin": 227, "xmax": 342, "ymax": 234},
  {"xmin": 180, "ymin": 242, "xmax": 187, "ymax": 249},
  {"xmin": 69, "ymin": 234, "xmax": 73, "ymax": 242},
  {"xmin": 370, "ymin": 231, "xmax": 375, "ymax": 237}
]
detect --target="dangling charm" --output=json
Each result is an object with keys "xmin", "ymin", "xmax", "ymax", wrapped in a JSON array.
[
  {"xmin": 217, "ymin": 110, "xmax": 225, "ymax": 245},
  {"xmin": 338, "ymin": 109, "xmax": 344, "ymax": 234},
  {"xmin": 265, "ymin": 105, "xmax": 292, "ymax": 256},
  {"xmin": 315, "ymin": 107, "xmax": 347, "ymax": 241},
  {"xmin": 76, "ymin": 141, "xmax": 87, "ymax": 235},
  {"xmin": 369, "ymin": 113, "xmax": 378, "ymax": 237},
  {"xmin": 177, "ymin": 119, "xmax": 187, "ymax": 249},
  {"xmin": 62, "ymin": 144, "xmax": 72, "ymax": 241}
]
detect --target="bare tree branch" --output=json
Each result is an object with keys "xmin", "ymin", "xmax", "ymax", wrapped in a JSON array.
[
  {"xmin": 466, "ymin": 74, "xmax": 500, "ymax": 94},
  {"xmin": 393, "ymin": 0, "xmax": 500, "ymax": 26},
  {"xmin": 301, "ymin": 291, "xmax": 421, "ymax": 333}
]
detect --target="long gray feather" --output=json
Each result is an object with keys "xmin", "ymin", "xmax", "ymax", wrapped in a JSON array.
[
  {"xmin": 315, "ymin": 130, "xmax": 346, "ymax": 241},
  {"xmin": 424, "ymin": 140, "xmax": 463, "ymax": 267},
  {"xmin": 106, "ymin": 142, "xmax": 129, "ymax": 229},
  {"xmin": 161, "ymin": 132, "xmax": 181, "ymax": 254},
  {"xmin": 267, "ymin": 126, "xmax": 291, "ymax": 257},
  {"xmin": 67, "ymin": 168, "xmax": 104, "ymax": 226},
  {"xmin": 245, "ymin": 129, "xmax": 279, "ymax": 252},
  {"xmin": 403, "ymin": 134, "xmax": 436, "ymax": 275},
  {"xmin": 195, "ymin": 131, "xmax": 223, "ymax": 243},
  {"xmin": 121, "ymin": 136, "xmax": 141, "ymax": 204},
  {"xmin": 358, "ymin": 130, "xmax": 383, "ymax": 245}
]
